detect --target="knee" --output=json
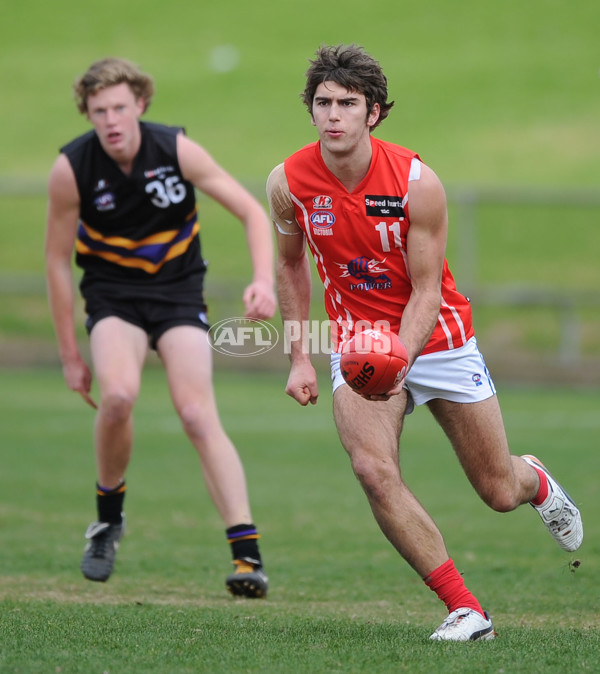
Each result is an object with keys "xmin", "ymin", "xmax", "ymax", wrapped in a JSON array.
[
  {"xmin": 479, "ymin": 481, "xmax": 521, "ymax": 513},
  {"xmin": 350, "ymin": 453, "xmax": 400, "ymax": 500},
  {"xmin": 176, "ymin": 400, "xmax": 215, "ymax": 442},
  {"xmin": 99, "ymin": 389, "xmax": 136, "ymax": 424}
]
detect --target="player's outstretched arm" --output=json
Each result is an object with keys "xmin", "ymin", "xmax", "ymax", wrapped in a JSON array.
[{"xmin": 177, "ymin": 133, "xmax": 276, "ymax": 320}]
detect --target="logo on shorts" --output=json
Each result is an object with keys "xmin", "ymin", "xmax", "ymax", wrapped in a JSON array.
[
  {"xmin": 207, "ymin": 317, "xmax": 279, "ymax": 357},
  {"xmin": 472, "ymin": 373, "xmax": 482, "ymax": 386}
]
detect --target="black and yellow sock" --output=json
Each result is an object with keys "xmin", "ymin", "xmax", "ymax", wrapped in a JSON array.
[
  {"xmin": 226, "ymin": 523, "xmax": 262, "ymax": 566},
  {"xmin": 96, "ymin": 481, "xmax": 126, "ymax": 524}
]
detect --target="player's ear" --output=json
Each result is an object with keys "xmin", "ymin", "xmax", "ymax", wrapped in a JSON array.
[
  {"xmin": 367, "ymin": 103, "xmax": 380, "ymax": 128},
  {"xmin": 309, "ymin": 98, "xmax": 318, "ymax": 126}
]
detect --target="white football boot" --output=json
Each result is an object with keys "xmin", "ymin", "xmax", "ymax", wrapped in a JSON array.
[
  {"xmin": 430, "ymin": 608, "xmax": 495, "ymax": 641},
  {"xmin": 522, "ymin": 454, "xmax": 583, "ymax": 552}
]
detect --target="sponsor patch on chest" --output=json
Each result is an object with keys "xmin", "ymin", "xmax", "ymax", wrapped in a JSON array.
[{"xmin": 365, "ymin": 195, "xmax": 405, "ymax": 217}]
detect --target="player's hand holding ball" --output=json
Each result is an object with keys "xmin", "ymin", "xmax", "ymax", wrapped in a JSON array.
[{"xmin": 340, "ymin": 329, "xmax": 409, "ymax": 396}]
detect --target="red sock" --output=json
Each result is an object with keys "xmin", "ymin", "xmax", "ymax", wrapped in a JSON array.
[
  {"xmin": 424, "ymin": 559, "xmax": 485, "ymax": 617},
  {"xmin": 529, "ymin": 465, "xmax": 549, "ymax": 506}
]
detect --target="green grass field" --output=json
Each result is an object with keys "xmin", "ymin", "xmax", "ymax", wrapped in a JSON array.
[{"xmin": 1, "ymin": 368, "xmax": 598, "ymax": 672}]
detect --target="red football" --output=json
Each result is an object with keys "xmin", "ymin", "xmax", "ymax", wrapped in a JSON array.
[{"xmin": 340, "ymin": 329, "xmax": 409, "ymax": 395}]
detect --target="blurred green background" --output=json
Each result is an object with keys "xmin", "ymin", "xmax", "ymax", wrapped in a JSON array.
[{"xmin": 1, "ymin": 0, "xmax": 599, "ymax": 383}]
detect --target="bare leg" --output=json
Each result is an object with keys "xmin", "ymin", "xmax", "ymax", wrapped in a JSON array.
[
  {"xmin": 158, "ymin": 326, "xmax": 252, "ymax": 527},
  {"xmin": 90, "ymin": 317, "xmax": 148, "ymax": 488},
  {"xmin": 427, "ymin": 395, "xmax": 539, "ymax": 511},
  {"xmin": 333, "ymin": 385, "xmax": 449, "ymax": 577}
]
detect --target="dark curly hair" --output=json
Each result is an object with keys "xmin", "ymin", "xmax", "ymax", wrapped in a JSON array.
[{"xmin": 301, "ymin": 44, "xmax": 394, "ymax": 130}]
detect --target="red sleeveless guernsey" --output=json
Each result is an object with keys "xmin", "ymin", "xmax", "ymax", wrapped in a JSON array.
[{"xmin": 284, "ymin": 137, "xmax": 474, "ymax": 355}]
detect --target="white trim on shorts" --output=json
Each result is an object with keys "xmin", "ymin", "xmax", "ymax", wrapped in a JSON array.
[{"xmin": 331, "ymin": 336, "xmax": 496, "ymax": 413}]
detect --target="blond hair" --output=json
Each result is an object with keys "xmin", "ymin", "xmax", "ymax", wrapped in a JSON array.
[{"xmin": 73, "ymin": 58, "xmax": 155, "ymax": 114}]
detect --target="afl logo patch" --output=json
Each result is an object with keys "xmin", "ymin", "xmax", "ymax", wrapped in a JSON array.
[
  {"xmin": 313, "ymin": 195, "xmax": 333, "ymax": 209},
  {"xmin": 310, "ymin": 211, "xmax": 335, "ymax": 228}
]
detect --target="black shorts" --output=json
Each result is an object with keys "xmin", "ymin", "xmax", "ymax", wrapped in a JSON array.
[{"xmin": 84, "ymin": 295, "xmax": 210, "ymax": 350}]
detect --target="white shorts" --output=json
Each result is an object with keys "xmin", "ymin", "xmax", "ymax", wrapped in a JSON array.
[{"xmin": 331, "ymin": 336, "xmax": 496, "ymax": 413}]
